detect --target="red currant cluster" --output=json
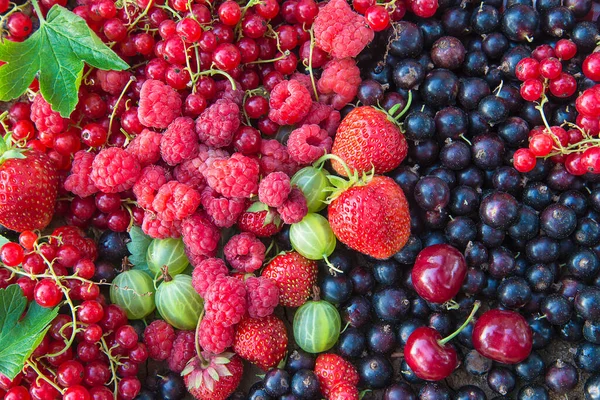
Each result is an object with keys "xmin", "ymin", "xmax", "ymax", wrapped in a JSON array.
[
  {"xmin": 352, "ymin": 0, "xmax": 438, "ymax": 31},
  {"xmin": 0, "ymin": 227, "xmax": 146, "ymax": 400}
]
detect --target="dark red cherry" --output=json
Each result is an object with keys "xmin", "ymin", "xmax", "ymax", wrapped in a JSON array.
[{"xmin": 411, "ymin": 244, "xmax": 467, "ymax": 303}]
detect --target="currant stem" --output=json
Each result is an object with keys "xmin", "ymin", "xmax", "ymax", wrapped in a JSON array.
[
  {"xmin": 439, "ymin": 300, "xmax": 480, "ymax": 346},
  {"xmin": 25, "ymin": 360, "xmax": 64, "ymax": 394},
  {"xmin": 107, "ymin": 76, "xmax": 136, "ymax": 142},
  {"xmin": 307, "ymin": 26, "xmax": 319, "ymax": 101},
  {"xmin": 99, "ymin": 336, "xmax": 120, "ymax": 397}
]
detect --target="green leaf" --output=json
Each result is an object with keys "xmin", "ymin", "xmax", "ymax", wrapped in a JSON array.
[
  {"xmin": 0, "ymin": 235, "xmax": 10, "ymax": 250},
  {"xmin": 127, "ymin": 226, "xmax": 153, "ymax": 277},
  {"xmin": 0, "ymin": 285, "xmax": 59, "ymax": 379},
  {"xmin": 0, "ymin": 4, "xmax": 128, "ymax": 117}
]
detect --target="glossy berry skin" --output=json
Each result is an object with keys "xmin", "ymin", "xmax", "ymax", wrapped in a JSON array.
[
  {"xmin": 405, "ymin": 327, "xmax": 458, "ymax": 381},
  {"xmin": 473, "ymin": 309, "xmax": 532, "ymax": 364},
  {"xmin": 411, "ymin": 244, "xmax": 467, "ymax": 303}
]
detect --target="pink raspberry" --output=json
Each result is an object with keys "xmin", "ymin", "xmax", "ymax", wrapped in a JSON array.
[
  {"xmin": 196, "ymin": 99, "xmax": 240, "ymax": 148},
  {"xmin": 317, "ymin": 58, "xmax": 362, "ymax": 110},
  {"xmin": 197, "ymin": 144, "xmax": 230, "ymax": 177},
  {"xmin": 161, "ymin": 117, "xmax": 199, "ymax": 166},
  {"xmin": 91, "ymin": 147, "xmax": 141, "ymax": 193},
  {"xmin": 259, "ymin": 139, "xmax": 299, "ymax": 177},
  {"xmin": 205, "ymin": 276, "xmax": 247, "ymax": 327},
  {"xmin": 277, "ymin": 188, "xmax": 308, "ymax": 224},
  {"xmin": 30, "ymin": 93, "xmax": 67, "ymax": 134},
  {"xmin": 313, "ymin": 0, "xmax": 374, "ymax": 59},
  {"xmin": 168, "ymin": 330, "xmax": 196, "ymax": 373},
  {"xmin": 290, "ymin": 73, "xmax": 316, "ymax": 100},
  {"xmin": 153, "ymin": 181, "xmax": 201, "ymax": 222},
  {"xmin": 138, "ymin": 79, "xmax": 182, "ymax": 129},
  {"xmin": 186, "ymin": 249, "xmax": 207, "ymax": 268},
  {"xmin": 181, "ymin": 210, "xmax": 221, "ymax": 258},
  {"xmin": 133, "ymin": 165, "xmax": 169, "ymax": 210},
  {"xmin": 287, "ymin": 124, "xmax": 333, "ymax": 165},
  {"xmin": 205, "ymin": 153, "xmax": 259, "ymax": 198},
  {"xmin": 268, "ymin": 80, "xmax": 312, "ymax": 126},
  {"xmin": 245, "ymin": 276, "xmax": 279, "ymax": 319},
  {"xmin": 223, "ymin": 232, "xmax": 266, "ymax": 273},
  {"xmin": 64, "ymin": 151, "xmax": 98, "ymax": 198},
  {"xmin": 144, "ymin": 320, "xmax": 176, "ymax": 361},
  {"xmin": 191, "ymin": 257, "xmax": 228, "ymax": 297},
  {"xmin": 142, "ymin": 211, "xmax": 181, "ymax": 239},
  {"xmin": 173, "ymin": 158, "xmax": 206, "ymax": 192},
  {"xmin": 258, "ymin": 172, "xmax": 292, "ymax": 208},
  {"xmin": 215, "ymin": 79, "xmax": 244, "ymax": 105},
  {"xmin": 197, "ymin": 318, "xmax": 235, "ymax": 354},
  {"xmin": 126, "ymin": 129, "xmax": 162, "ymax": 167},
  {"xmin": 299, "ymin": 102, "xmax": 341, "ymax": 136},
  {"xmin": 200, "ymin": 187, "xmax": 247, "ymax": 228},
  {"xmin": 96, "ymin": 69, "xmax": 132, "ymax": 96}
]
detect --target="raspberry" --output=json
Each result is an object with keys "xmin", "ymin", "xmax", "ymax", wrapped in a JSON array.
[
  {"xmin": 153, "ymin": 181, "xmax": 201, "ymax": 222},
  {"xmin": 299, "ymin": 102, "xmax": 341, "ymax": 136},
  {"xmin": 91, "ymin": 147, "xmax": 141, "ymax": 193},
  {"xmin": 95, "ymin": 70, "xmax": 132, "ymax": 96},
  {"xmin": 313, "ymin": 0, "xmax": 374, "ymax": 59},
  {"xmin": 277, "ymin": 188, "xmax": 308, "ymax": 224},
  {"xmin": 197, "ymin": 318, "xmax": 235, "ymax": 354},
  {"xmin": 200, "ymin": 187, "xmax": 247, "ymax": 228},
  {"xmin": 245, "ymin": 276, "xmax": 279, "ymax": 318},
  {"xmin": 144, "ymin": 320, "xmax": 176, "ymax": 361},
  {"xmin": 181, "ymin": 210, "xmax": 221, "ymax": 258},
  {"xmin": 173, "ymin": 158, "xmax": 206, "ymax": 192},
  {"xmin": 186, "ymin": 248, "xmax": 207, "ymax": 268},
  {"xmin": 259, "ymin": 139, "xmax": 299, "ymax": 177},
  {"xmin": 287, "ymin": 124, "xmax": 333, "ymax": 165},
  {"xmin": 133, "ymin": 165, "xmax": 169, "ymax": 210},
  {"xmin": 142, "ymin": 211, "xmax": 181, "ymax": 239},
  {"xmin": 191, "ymin": 257, "xmax": 229, "ymax": 297},
  {"xmin": 204, "ymin": 276, "xmax": 247, "ymax": 327},
  {"xmin": 30, "ymin": 93, "xmax": 67, "ymax": 134},
  {"xmin": 167, "ymin": 330, "xmax": 196, "ymax": 373},
  {"xmin": 258, "ymin": 172, "xmax": 291, "ymax": 208},
  {"xmin": 197, "ymin": 144, "xmax": 230, "ymax": 177},
  {"xmin": 290, "ymin": 73, "xmax": 316, "ymax": 100},
  {"xmin": 196, "ymin": 99, "xmax": 241, "ymax": 148},
  {"xmin": 215, "ymin": 79, "xmax": 244, "ymax": 105},
  {"xmin": 223, "ymin": 232, "xmax": 266, "ymax": 273},
  {"xmin": 125, "ymin": 129, "xmax": 162, "ymax": 167},
  {"xmin": 268, "ymin": 80, "xmax": 312, "ymax": 126},
  {"xmin": 317, "ymin": 58, "xmax": 362, "ymax": 110},
  {"xmin": 160, "ymin": 117, "xmax": 199, "ymax": 166},
  {"xmin": 138, "ymin": 79, "xmax": 182, "ymax": 129},
  {"xmin": 205, "ymin": 153, "xmax": 260, "ymax": 198},
  {"xmin": 64, "ymin": 151, "xmax": 98, "ymax": 198}
]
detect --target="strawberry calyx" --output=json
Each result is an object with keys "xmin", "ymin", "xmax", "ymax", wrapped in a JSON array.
[
  {"xmin": 313, "ymin": 153, "xmax": 375, "ymax": 203},
  {"xmin": 0, "ymin": 133, "xmax": 27, "ymax": 165},
  {"xmin": 182, "ymin": 351, "xmax": 237, "ymax": 392},
  {"xmin": 245, "ymin": 201, "xmax": 283, "ymax": 228}
]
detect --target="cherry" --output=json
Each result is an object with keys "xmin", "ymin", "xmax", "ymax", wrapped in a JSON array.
[
  {"xmin": 411, "ymin": 244, "xmax": 467, "ymax": 303},
  {"xmin": 472, "ymin": 309, "xmax": 533, "ymax": 364}
]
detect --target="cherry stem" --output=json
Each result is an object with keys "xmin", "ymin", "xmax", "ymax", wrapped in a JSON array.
[{"xmin": 439, "ymin": 301, "xmax": 481, "ymax": 346}]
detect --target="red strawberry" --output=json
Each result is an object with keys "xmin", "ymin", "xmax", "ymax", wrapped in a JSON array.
[
  {"xmin": 329, "ymin": 382, "xmax": 359, "ymax": 400},
  {"xmin": 237, "ymin": 201, "xmax": 283, "ymax": 238},
  {"xmin": 314, "ymin": 353, "xmax": 359, "ymax": 397},
  {"xmin": 0, "ymin": 149, "xmax": 58, "ymax": 232},
  {"xmin": 233, "ymin": 315, "xmax": 288, "ymax": 371},
  {"xmin": 183, "ymin": 352, "xmax": 243, "ymax": 400},
  {"xmin": 331, "ymin": 106, "xmax": 407, "ymax": 176},
  {"xmin": 328, "ymin": 175, "xmax": 410, "ymax": 259},
  {"xmin": 262, "ymin": 251, "xmax": 317, "ymax": 307}
]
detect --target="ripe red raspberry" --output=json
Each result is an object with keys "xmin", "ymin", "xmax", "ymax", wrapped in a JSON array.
[
  {"xmin": 237, "ymin": 202, "xmax": 284, "ymax": 238},
  {"xmin": 223, "ymin": 232, "xmax": 266, "ymax": 273},
  {"xmin": 258, "ymin": 172, "xmax": 292, "ymax": 208},
  {"xmin": 181, "ymin": 210, "xmax": 221, "ymax": 258},
  {"xmin": 173, "ymin": 158, "xmax": 207, "ymax": 192},
  {"xmin": 161, "ymin": 117, "xmax": 199, "ymax": 166},
  {"xmin": 268, "ymin": 80, "xmax": 312, "ymax": 126},
  {"xmin": 30, "ymin": 93, "xmax": 67, "ymax": 134},
  {"xmin": 196, "ymin": 99, "xmax": 241, "ymax": 148},
  {"xmin": 64, "ymin": 151, "xmax": 98, "ymax": 198},
  {"xmin": 167, "ymin": 330, "xmax": 196, "ymax": 373},
  {"xmin": 317, "ymin": 58, "xmax": 362, "ymax": 110},
  {"xmin": 138, "ymin": 79, "xmax": 182, "ymax": 129},
  {"xmin": 259, "ymin": 139, "xmax": 299, "ymax": 177},
  {"xmin": 245, "ymin": 276, "xmax": 279, "ymax": 318},
  {"xmin": 205, "ymin": 153, "xmax": 260, "ymax": 198},
  {"xmin": 200, "ymin": 187, "xmax": 247, "ymax": 228},
  {"xmin": 299, "ymin": 102, "xmax": 341, "ymax": 136},
  {"xmin": 126, "ymin": 129, "xmax": 162, "ymax": 167},
  {"xmin": 91, "ymin": 147, "xmax": 141, "ymax": 193},
  {"xmin": 290, "ymin": 73, "xmax": 317, "ymax": 100},
  {"xmin": 215, "ymin": 79, "xmax": 244, "ymax": 105},
  {"xmin": 313, "ymin": 0, "xmax": 374, "ymax": 59},
  {"xmin": 197, "ymin": 318, "xmax": 235, "ymax": 354},
  {"xmin": 142, "ymin": 211, "xmax": 181, "ymax": 239},
  {"xmin": 277, "ymin": 188, "xmax": 308, "ymax": 224},
  {"xmin": 191, "ymin": 257, "xmax": 229, "ymax": 297},
  {"xmin": 152, "ymin": 181, "xmax": 201, "ymax": 222},
  {"xmin": 287, "ymin": 124, "xmax": 333, "ymax": 165},
  {"xmin": 133, "ymin": 165, "xmax": 169, "ymax": 210},
  {"xmin": 95, "ymin": 70, "xmax": 132, "ymax": 96},
  {"xmin": 205, "ymin": 276, "xmax": 247, "ymax": 327},
  {"xmin": 144, "ymin": 320, "xmax": 176, "ymax": 361},
  {"xmin": 197, "ymin": 144, "xmax": 230, "ymax": 177}
]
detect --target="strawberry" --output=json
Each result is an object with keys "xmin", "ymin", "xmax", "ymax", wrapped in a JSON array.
[
  {"xmin": 0, "ymin": 148, "xmax": 58, "ymax": 232},
  {"xmin": 314, "ymin": 353, "xmax": 359, "ymax": 397},
  {"xmin": 331, "ymin": 105, "xmax": 408, "ymax": 176},
  {"xmin": 182, "ymin": 352, "xmax": 243, "ymax": 400},
  {"xmin": 262, "ymin": 251, "xmax": 317, "ymax": 307},
  {"xmin": 237, "ymin": 201, "xmax": 283, "ymax": 238},
  {"xmin": 329, "ymin": 382, "xmax": 360, "ymax": 400},
  {"xmin": 233, "ymin": 315, "xmax": 288, "ymax": 371}
]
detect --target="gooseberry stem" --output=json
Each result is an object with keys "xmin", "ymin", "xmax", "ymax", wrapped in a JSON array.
[{"xmin": 439, "ymin": 301, "xmax": 480, "ymax": 345}]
